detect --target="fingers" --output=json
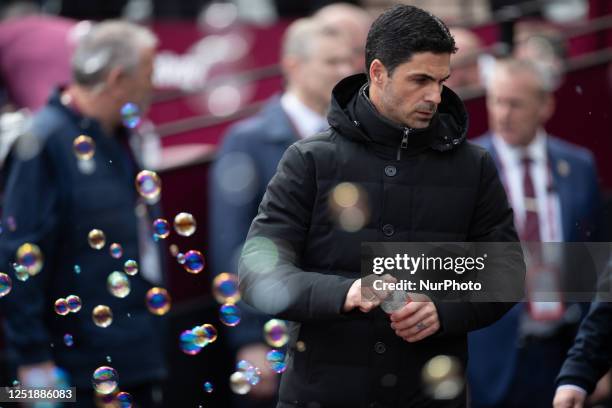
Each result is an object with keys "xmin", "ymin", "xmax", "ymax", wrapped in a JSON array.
[
  {"xmin": 391, "ymin": 305, "xmax": 433, "ymax": 334},
  {"xmin": 402, "ymin": 315, "xmax": 440, "ymax": 342},
  {"xmin": 553, "ymin": 390, "xmax": 585, "ymax": 408}
]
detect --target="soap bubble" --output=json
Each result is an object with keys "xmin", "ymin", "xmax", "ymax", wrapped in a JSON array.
[
  {"xmin": 183, "ymin": 250, "xmax": 205, "ymax": 274},
  {"xmin": 13, "ymin": 263, "xmax": 29, "ymax": 281},
  {"xmin": 219, "ymin": 303, "xmax": 241, "ymax": 326},
  {"xmin": 123, "ymin": 259, "xmax": 138, "ymax": 276},
  {"xmin": 135, "ymin": 170, "xmax": 161, "ymax": 201},
  {"xmin": 64, "ymin": 333, "xmax": 74, "ymax": 347},
  {"xmin": 0, "ymin": 273, "xmax": 12, "ymax": 297},
  {"xmin": 120, "ymin": 102, "xmax": 141, "ymax": 129},
  {"xmin": 146, "ymin": 287, "xmax": 171, "ymax": 316},
  {"xmin": 180, "ymin": 330, "xmax": 202, "ymax": 355},
  {"xmin": 92, "ymin": 366, "xmax": 118, "ymax": 395},
  {"xmin": 266, "ymin": 349, "xmax": 287, "ymax": 373},
  {"xmin": 115, "ymin": 391, "xmax": 132, "ymax": 407},
  {"xmin": 212, "ymin": 273, "xmax": 240, "ymax": 304},
  {"xmin": 203, "ymin": 381, "xmax": 213, "ymax": 393},
  {"xmin": 236, "ymin": 360, "xmax": 261, "ymax": 386},
  {"xmin": 92, "ymin": 305, "xmax": 113, "ymax": 328},
  {"xmin": 109, "ymin": 243, "xmax": 123, "ymax": 259},
  {"xmin": 229, "ymin": 371, "xmax": 251, "ymax": 395},
  {"xmin": 16, "ymin": 243, "xmax": 43, "ymax": 276},
  {"xmin": 73, "ymin": 135, "xmax": 95, "ymax": 160},
  {"xmin": 152, "ymin": 218, "xmax": 170, "ymax": 239},
  {"xmin": 54, "ymin": 298, "xmax": 69, "ymax": 315},
  {"xmin": 263, "ymin": 319, "xmax": 288, "ymax": 348},
  {"xmin": 422, "ymin": 355, "xmax": 465, "ymax": 400},
  {"xmin": 88, "ymin": 229, "xmax": 106, "ymax": 250},
  {"xmin": 107, "ymin": 271, "xmax": 131, "ymax": 298},
  {"xmin": 173, "ymin": 212, "xmax": 197, "ymax": 237},
  {"xmin": 66, "ymin": 295, "xmax": 82, "ymax": 313}
]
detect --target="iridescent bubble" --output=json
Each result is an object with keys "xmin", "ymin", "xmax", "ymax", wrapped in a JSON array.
[
  {"xmin": 236, "ymin": 360, "xmax": 261, "ymax": 386},
  {"xmin": 169, "ymin": 244, "xmax": 179, "ymax": 257},
  {"xmin": 135, "ymin": 170, "xmax": 161, "ymax": 201},
  {"xmin": 92, "ymin": 366, "xmax": 118, "ymax": 395},
  {"xmin": 123, "ymin": 260, "xmax": 138, "ymax": 276},
  {"xmin": 229, "ymin": 371, "xmax": 251, "ymax": 395},
  {"xmin": 16, "ymin": 243, "xmax": 43, "ymax": 276},
  {"xmin": 116, "ymin": 391, "xmax": 132, "ymax": 407},
  {"xmin": 422, "ymin": 355, "xmax": 464, "ymax": 400},
  {"xmin": 152, "ymin": 218, "xmax": 170, "ymax": 239},
  {"xmin": 183, "ymin": 250, "xmax": 205, "ymax": 274},
  {"xmin": 109, "ymin": 243, "xmax": 123, "ymax": 259},
  {"xmin": 203, "ymin": 381, "xmax": 213, "ymax": 393},
  {"xmin": 92, "ymin": 305, "xmax": 113, "ymax": 328},
  {"xmin": 74, "ymin": 265, "xmax": 81, "ymax": 274},
  {"xmin": 64, "ymin": 333, "xmax": 74, "ymax": 347},
  {"xmin": 121, "ymin": 102, "xmax": 141, "ymax": 129},
  {"xmin": 146, "ymin": 287, "xmax": 171, "ymax": 316},
  {"xmin": 13, "ymin": 263, "xmax": 29, "ymax": 281},
  {"xmin": 54, "ymin": 298, "xmax": 69, "ymax": 316},
  {"xmin": 263, "ymin": 319, "xmax": 288, "ymax": 348},
  {"xmin": 266, "ymin": 349, "xmax": 287, "ymax": 373},
  {"xmin": 329, "ymin": 182, "xmax": 370, "ymax": 232},
  {"xmin": 219, "ymin": 303, "xmax": 241, "ymax": 326},
  {"xmin": 73, "ymin": 135, "xmax": 95, "ymax": 161},
  {"xmin": 88, "ymin": 229, "xmax": 106, "ymax": 250},
  {"xmin": 180, "ymin": 330, "xmax": 202, "ymax": 355},
  {"xmin": 107, "ymin": 272, "xmax": 130, "ymax": 298},
  {"xmin": 0, "ymin": 272, "xmax": 12, "ymax": 297},
  {"xmin": 296, "ymin": 341, "xmax": 306, "ymax": 352},
  {"xmin": 177, "ymin": 253, "xmax": 185, "ymax": 264},
  {"xmin": 12, "ymin": 380, "xmax": 20, "ymax": 387},
  {"xmin": 173, "ymin": 212, "xmax": 197, "ymax": 237},
  {"xmin": 212, "ymin": 272, "xmax": 240, "ymax": 304},
  {"xmin": 200, "ymin": 323, "xmax": 218, "ymax": 343},
  {"xmin": 66, "ymin": 295, "xmax": 82, "ymax": 313},
  {"xmin": 106, "ymin": 355, "xmax": 112, "ymax": 363}
]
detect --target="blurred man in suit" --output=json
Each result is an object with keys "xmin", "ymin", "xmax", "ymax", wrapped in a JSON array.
[
  {"xmin": 468, "ymin": 58, "xmax": 605, "ymax": 408},
  {"xmin": 209, "ymin": 18, "xmax": 353, "ymax": 406}
]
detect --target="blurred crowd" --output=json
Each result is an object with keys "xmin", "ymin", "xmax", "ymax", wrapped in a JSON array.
[{"xmin": 0, "ymin": 0, "xmax": 611, "ymax": 407}]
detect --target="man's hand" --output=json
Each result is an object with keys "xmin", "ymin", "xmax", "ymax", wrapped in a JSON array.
[
  {"xmin": 236, "ymin": 343, "xmax": 278, "ymax": 399},
  {"xmin": 343, "ymin": 275, "xmax": 396, "ymax": 313},
  {"xmin": 389, "ymin": 293, "xmax": 440, "ymax": 342},
  {"xmin": 553, "ymin": 387, "xmax": 586, "ymax": 408}
]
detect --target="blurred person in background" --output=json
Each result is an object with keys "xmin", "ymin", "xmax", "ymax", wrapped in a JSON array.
[
  {"xmin": 468, "ymin": 58, "xmax": 606, "ymax": 408},
  {"xmin": 209, "ymin": 17, "xmax": 353, "ymax": 408},
  {"xmin": 446, "ymin": 27, "xmax": 484, "ymax": 91},
  {"xmin": 0, "ymin": 20, "xmax": 166, "ymax": 407},
  {"xmin": 313, "ymin": 2, "xmax": 373, "ymax": 73}
]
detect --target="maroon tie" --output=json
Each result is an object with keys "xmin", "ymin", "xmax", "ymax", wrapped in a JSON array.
[{"xmin": 521, "ymin": 155, "xmax": 541, "ymax": 242}]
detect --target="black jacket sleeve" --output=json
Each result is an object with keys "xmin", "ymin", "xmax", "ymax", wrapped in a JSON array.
[
  {"xmin": 435, "ymin": 151, "xmax": 525, "ymax": 335},
  {"xmin": 238, "ymin": 144, "xmax": 355, "ymax": 322},
  {"xmin": 0, "ymin": 140, "xmax": 59, "ymax": 365},
  {"xmin": 556, "ymin": 301, "xmax": 612, "ymax": 393}
]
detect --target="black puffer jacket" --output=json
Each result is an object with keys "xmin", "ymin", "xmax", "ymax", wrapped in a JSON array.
[{"xmin": 239, "ymin": 74, "xmax": 522, "ymax": 408}]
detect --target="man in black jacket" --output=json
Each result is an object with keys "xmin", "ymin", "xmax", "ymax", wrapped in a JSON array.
[{"xmin": 239, "ymin": 5, "xmax": 524, "ymax": 407}]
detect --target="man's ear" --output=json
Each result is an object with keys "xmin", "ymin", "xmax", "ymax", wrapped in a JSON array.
[
  {"xmin": 280, "ymin": 55, "xmax": 301, "ymax": 83},
  {"xmin": 369, "ymin": 59, "xmax": 387, "ymax": 85},
  {"xmin": 540, "ymin": 93, "xmax": 555, "ymax": 123},
  {"xmin": 105, "ymin": 66, "xmax": 124, "ymax": 90}
]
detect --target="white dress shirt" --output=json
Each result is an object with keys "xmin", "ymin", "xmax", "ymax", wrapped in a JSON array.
[
  {"xmin": 280, "ymin": 92, "xmax": 328, "ymax": 139},
  {"xmin": 492, "ymin": 130, "xmax": 564, "ymax": 242}
]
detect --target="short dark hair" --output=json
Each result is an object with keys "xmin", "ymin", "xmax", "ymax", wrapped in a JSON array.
[{"xmin": 365, "ymin": 5, "xmax": 457, "ymax": 79}]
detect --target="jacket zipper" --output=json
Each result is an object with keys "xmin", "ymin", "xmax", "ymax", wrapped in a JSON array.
[{"xmin": 396, "ymin": 128, "xmax": 410, "ymax": 161}]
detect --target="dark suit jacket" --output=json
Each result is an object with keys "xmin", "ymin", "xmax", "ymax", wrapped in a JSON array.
[
  {"xmin": 556, "ymin": 301, "xmax": 612, "ymax": 393},
  {"xmin": 468, "ymin": 133, "xmax": 605, "ymax": 407},
  {"xmin": 209, "ymin": 96, "xmax": 300, "ymax": 349}
]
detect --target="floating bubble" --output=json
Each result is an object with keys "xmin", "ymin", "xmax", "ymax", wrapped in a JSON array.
[
  {"xmin": 74, "ymin": 264, "xmax": 81, "ymax": 274},
  {"xmin": 183, "ymin": 250, "xmax": 205, "ymax": 274},
  {"xmin": 422, "ymin": 355, "xmax": 464, "ymax": 400},
  {"xmin": 146, "ymin": 287, "xmax": 171, "ymax": 315},
  {"xmin": 116, "ymin": 391, "xmax": 132, "ymax": 407},
  {"xmin": 266, "ymin": 349, "xmax": 287, "ymax": 373},
  {"xmin": 192, "ymin": 323, "xmax": 218, "ymax": 347},
  {"xmin": 107, "ymin": 272, "xmax": 131, "ymax": 298},
  {"xmin": 152, "ymin": 218, "xmax": 170, "ymax": 239},
  {"xmin": 106, "ymin": 356, "xmax": 112, "ymax": 363},
  {"xmin": 92, "ymin": 305, "xmax": 113, "ymax": 328},
  {"xmin": 219, "ymin": 303, "xmax": 241, "ymax": 326},
  {"xmin": 13, "ymin": 263, "xmax": 29, "ymax": 281},
  {"xmin": 229, "ymin": 371, "xmax": 251, "ymax": 395},
  {"xmin": 296, "ymin": 341, "xmax": 306, "ymax": 352},
  {"xmin": 177, "ymin": 253, "xmax": 185, "ymax": 264},
  {"xmin": 121, "ymin": 103, "xmax": 141, "ymax": 129},
  {"xmin": 109, "ymin": 243, "xmax": 123, "ymax": 259},
  {"xmin": 66, "ymin": 295, "xmax": 82, "ymax": 313},
  {"xmin": 92, "ymin": 366, "xmax": 118, "ymax": 395},
  {"xmin": 264, "ymin": 319, "xmax": 288, "ymax": 348},
  {"xmin": 203, "ymin": 381, "xmax": 213, "ymax": 393},
  {"xmin": 236, "ymin": 360, "xmax": 261, "ymax": 386},
  {"xmin": 135, "ymin": 170, "xmax": 161, "ymax": 201},
  {"xmin": 173, "ymin": 212, "xmax": 197, "ymax": 237},
  {"xmin": 88, "ymin": 229, "xmax": 106, "ymax": 250},
  {"xmin": 64, "ymin": 333, "xmax": 74, "ymax": 347},
  {"xmin": 180, "ymin": 330, "xmax": 202, "ymax": 355},
  {"xmin": 73, "ymin": 135, "xmax": 95, "ymax": 160},
  {"xmin": 329, "ymin": 182, "xmax": 369, "ymax": 232},
  {"xmin": 13, "ymin": 380, "xmax": 20, "ymax": 387},
  {"xmin": 212, "ymin": 272, "xmax": 240, "ymax": 304},
  {"xmin": 169, "ymin": 244, "xmax": 179, "ymax": 257},
  {"xmin": 123, "ymin": 260, "xmax": 138, "ymax": 276},
  {"xmin": 0, "ymin": 272, "xmax": 12, "ymax": 297},
  {"xmin": 54, "ymin": 298, "xmax": 69, "ymax": 316},
  {"xmin": 16, "ymin": 243, "xmax": 43, "ymax": 276}
]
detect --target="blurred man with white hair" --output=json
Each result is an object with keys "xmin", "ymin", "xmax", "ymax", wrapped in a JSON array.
[
  {"xmin": 0, "ymin": 20, "xmax": 166, "ymax": 407},
  {"xmin": 210, "ymin": 17, "xmax": 353, "ymax": 407}
]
